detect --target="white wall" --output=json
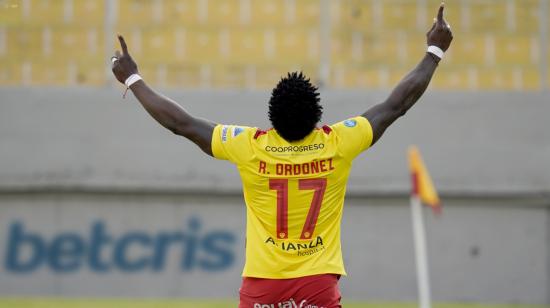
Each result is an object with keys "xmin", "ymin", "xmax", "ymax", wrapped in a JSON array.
[
  {"xmin": 0, "ymin": 87, "xmax": 549, "ymax": 303},
  {"xmin": 0, "ymin": 88, "xmax": 549, "ymax": 194}
]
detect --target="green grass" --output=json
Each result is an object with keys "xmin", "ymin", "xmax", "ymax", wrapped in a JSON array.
[{"xmin": 0, "ymin": 299, "xmax": 548, "ymax": 308}]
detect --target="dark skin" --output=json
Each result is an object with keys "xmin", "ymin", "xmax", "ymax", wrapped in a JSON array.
[
  {"xmin": 111, "ymin": 3, "xmax": 453, "ymax": 155},
  {"xmin": 111, "ymin": 39, "xmax": 216, "ymax": 155},
  {"xmin": 363, "ymin": 3, "xmax": 453, "ymax": 144}
]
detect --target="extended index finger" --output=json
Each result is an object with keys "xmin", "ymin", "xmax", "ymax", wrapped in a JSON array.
[
  {"xmin": 118, "ymin": 35, "xmax": 129, "ymax": 55},
  {"xmin": 437, "ymin": 2, "xmax": 445, "ymax": 24}
]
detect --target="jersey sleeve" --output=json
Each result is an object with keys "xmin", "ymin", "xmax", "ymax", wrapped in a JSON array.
[
  {"xmin": 330, "ymin": 116, "xmax": 374, "ymax": 160},
  {"xmin": 211, "ymin": 124, "xmax": 255, "ymax": 164}
]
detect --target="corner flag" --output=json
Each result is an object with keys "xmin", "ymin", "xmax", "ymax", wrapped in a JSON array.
[
  {"xmin": 408, "ymin": 146, "xmax": 441, "ymax": 215},
  {"xmin": 407, "ymin": 145, "xmax": 442, "ymax": 308}
]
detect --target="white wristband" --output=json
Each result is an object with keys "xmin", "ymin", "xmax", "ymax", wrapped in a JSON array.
[
  {"xmin": 124, "ymin": 74, "xmax": 142, "ymax": 87},
  {"xmin": 427, "ymin": 45, "xmax": 444, "ymax": 59}
]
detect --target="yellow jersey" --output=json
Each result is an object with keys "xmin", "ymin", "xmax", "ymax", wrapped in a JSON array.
[{"xmin": 211, "ymin": 116, "xmax": 373, "ymax": 278}]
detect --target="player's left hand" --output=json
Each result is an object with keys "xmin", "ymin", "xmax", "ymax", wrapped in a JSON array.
[
  {"xmin": 111, "ymin": 35, "xmax": 139, "ymax": 84},
  {"xmin": 426, "ymin": 3, "xmax": 453, "ymax": 52}
]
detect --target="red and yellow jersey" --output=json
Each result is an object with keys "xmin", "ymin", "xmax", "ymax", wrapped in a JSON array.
[{"xmin": 211, "ymin": 116, "xmax": 373, "ymax": 279}]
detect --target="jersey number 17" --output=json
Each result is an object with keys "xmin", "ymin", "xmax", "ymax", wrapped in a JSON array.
[{"xmin": 269, "ymin": 178, "xmax": 327, "ymax": 240}]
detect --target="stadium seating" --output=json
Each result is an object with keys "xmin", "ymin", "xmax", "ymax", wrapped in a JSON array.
[
  {"xmin": 0, "ymin": 0, "xmax": 23, "ymax": 26},
  {"xmin": 73, "ymin": 0, "xmax": 104, "ymax": 26},
  {"xmin": 3, "ymin": 27, "xmax": 42, "ymax": 59},
  {"xmin": 208, "ymin": 0, "xmax": 242, "ymax": 26},
  {"xmin": 0, "ymin": 0, "xmax": 548, "ymax": 90},
  {"xmin": 117, "ymin": 0, "xmax": 155, "ymax": 25},
  {"xmin": 0, "ymin": 60, "xmax": 22, "ymax": 85},
  {"xmin": 20, "ymin": 0, "xmax": 66, "ymax": 26},
  {"xmin": 245, "ymin": 1, "xmax": 287, "ymax": 26},
  {"xmin": 231, "ymin": 30, "xmax": 274, "ymax": 65}
]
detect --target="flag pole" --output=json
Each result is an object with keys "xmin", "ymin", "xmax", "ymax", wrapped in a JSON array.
[
  {"xmin": 410, "ymin": 193, "xmax": 432, "ymax": 308},
  {"xmin": 409, "ymin": 146, "xmax": 438, "ymax": 308}
]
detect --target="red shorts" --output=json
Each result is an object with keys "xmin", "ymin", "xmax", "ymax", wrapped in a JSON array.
[{"xmin": 239, "ymin": 274, "xmax": 341, "ymax": 308}]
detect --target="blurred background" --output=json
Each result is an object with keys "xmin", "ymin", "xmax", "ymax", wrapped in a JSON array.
[{"xmin": 0, "ymin": 0, "xmax": 549, "ymax": 307}]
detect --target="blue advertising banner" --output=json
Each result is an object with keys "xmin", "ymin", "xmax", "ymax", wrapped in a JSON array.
[
  {"xmin": 4, "ymin": 218, "xmax": 236, "ymax": 274},
  {"xmin": 0, "ymin": 196, "xmax": 246, "ymax": 297}
]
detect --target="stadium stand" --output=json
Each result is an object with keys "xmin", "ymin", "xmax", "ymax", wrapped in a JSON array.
[{"xmin": 0, "ymin": 0, "xmax": 547, "ymax": 90}]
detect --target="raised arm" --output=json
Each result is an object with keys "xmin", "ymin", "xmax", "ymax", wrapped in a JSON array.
[
  {"xmin": 111, "ymin": 35, "xmax": 215, "ymax": 156},
  {"xmin": 362, "ymin": 3, "xmax": 453, "ymax": 145}
]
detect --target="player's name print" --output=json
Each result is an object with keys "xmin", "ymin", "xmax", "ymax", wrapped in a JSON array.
[{"xmin": 258, "ymin": 159, "xmax": 335, "ymax": 176}]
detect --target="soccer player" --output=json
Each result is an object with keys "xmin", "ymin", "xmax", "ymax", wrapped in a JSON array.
[{"xmin": 111, "ymin": 3, "xmax": 452, "ymax": 307}]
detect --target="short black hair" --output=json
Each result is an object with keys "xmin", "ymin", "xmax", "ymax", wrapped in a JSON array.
[{"xmin": 268, "ymin": 72, "xmax": 323, "ymax": 142}]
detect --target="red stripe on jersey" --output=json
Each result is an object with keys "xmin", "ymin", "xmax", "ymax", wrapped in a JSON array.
[
  {"xmin": 322, "ymin": 125, "xmax": 332, "ymax": 135},
  {"xmin": 254, "ymin": 129, "xmax": 267, "ymax": 139}
]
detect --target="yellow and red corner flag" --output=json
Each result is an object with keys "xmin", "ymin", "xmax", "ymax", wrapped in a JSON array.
[{"xmin": 408, "ymin": 146, "xmax": 441, "ymax": 215}]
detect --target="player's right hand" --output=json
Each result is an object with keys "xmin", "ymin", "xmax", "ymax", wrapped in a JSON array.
[
  {"xmin": 111, "ymin": 35, "xmax": 139, "ymax": 84},
  {"xmin": 426, "ymin": 3, "xmax": 453, "ymax": 52}
]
